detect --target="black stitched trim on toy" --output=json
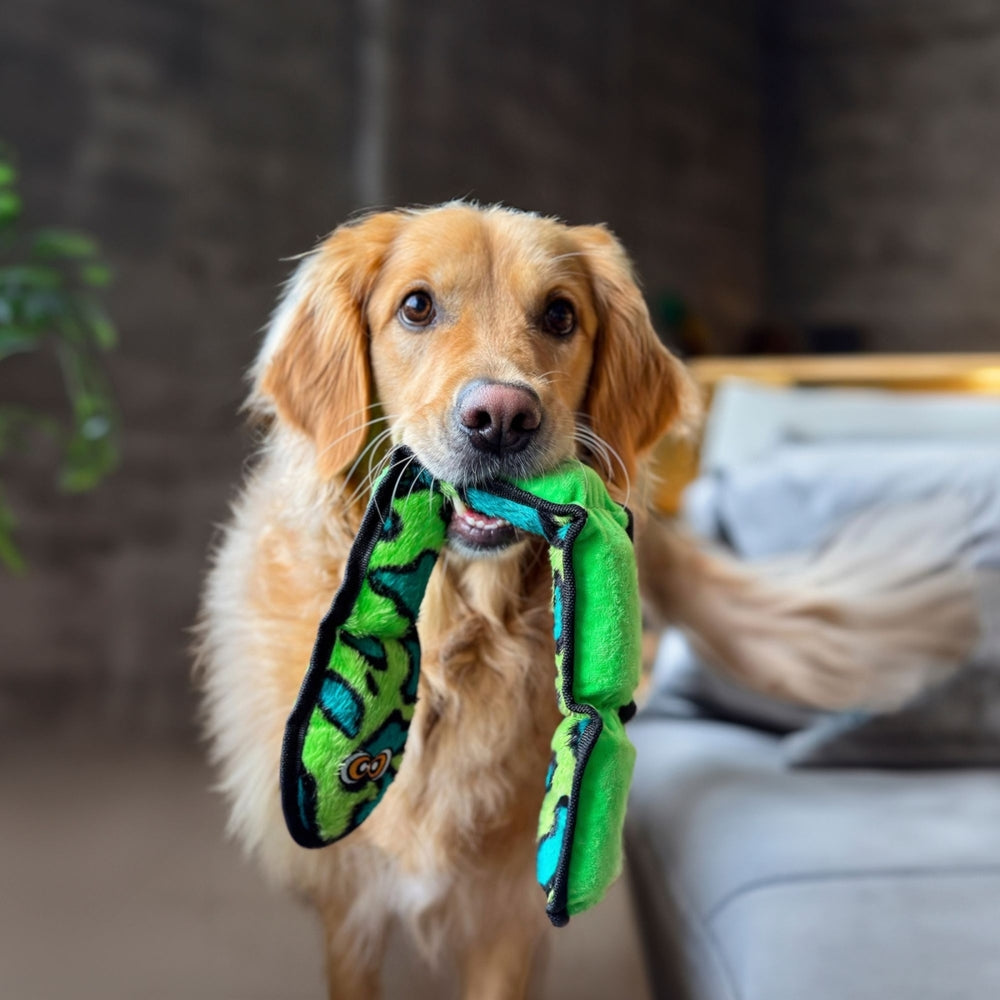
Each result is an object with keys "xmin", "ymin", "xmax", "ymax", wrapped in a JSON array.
[
  {"xmin": 459, "ymin": 477, "xmax": 633, "ymax": 927},
  {"xmin": 279, "ymin": 447, "xmax": 423, "ymax": 849},
  {"xmin": 281, "ymin": 452, "xmax": 634, "ymax": 922}
]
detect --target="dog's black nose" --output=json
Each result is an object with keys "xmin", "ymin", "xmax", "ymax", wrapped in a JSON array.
[{"xmin": 456, "ymin": 380, "xmax": 542, "ymax": 455}]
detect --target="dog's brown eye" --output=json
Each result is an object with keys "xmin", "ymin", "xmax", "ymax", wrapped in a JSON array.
[
  {"xmin": 399, "ymin": 290, "xmax": 435, "ymax": 328},
  {"xmin": 542, "ymin": 298, "xmax": 576, "ymax": 337}
]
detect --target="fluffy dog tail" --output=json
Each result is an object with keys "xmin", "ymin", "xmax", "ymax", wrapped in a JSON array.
[{"xmin": 639, "ymin": 496, "xmax": 985, "ymax": 711}]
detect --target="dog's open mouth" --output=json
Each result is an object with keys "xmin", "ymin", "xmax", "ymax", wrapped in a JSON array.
[{"xmin": 448, "ymin": 493, "xmax": 518, "ymax": 552}]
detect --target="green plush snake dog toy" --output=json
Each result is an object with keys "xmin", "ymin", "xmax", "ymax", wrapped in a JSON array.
[{"xmin": 280, "ymin": 446, "xmax": 641, "ymax": 926}]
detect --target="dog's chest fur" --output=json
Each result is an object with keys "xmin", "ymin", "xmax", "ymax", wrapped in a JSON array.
[
  {"xmin": 364, "ymin": 543, "xmax": 562, "ymax": 874},
  {"xmin": 201, "ymin": 458, "xmax": 561, "ymax": 939}
]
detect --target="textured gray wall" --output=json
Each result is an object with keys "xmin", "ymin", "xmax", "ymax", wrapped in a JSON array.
[
  {"xmin": 763, "ymin": 0, "xmax": 1000, "ymax": 350},
  {"xmin": 0, "ymin": 0, "xmax": 765, "ymax": 732},
  {"xmin": 10, "ymin": 0, "xmax": 1000, "ymax": 734},
  {"xmin": 0, "ymin": 0, "xmax": 361, "ymax": 732},
  {"xmin": 383, "ymin": 0, "xmax": 766, "ymax": 346}
]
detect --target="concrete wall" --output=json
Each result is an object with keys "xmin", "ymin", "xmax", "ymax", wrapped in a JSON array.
[
  {"xmin": 8, "ymin": 0, "xmax": 1000, "ymax": 734},
  {"xmin": 383, "ymin": 0, "xmax": 766, "ymax": 346},
  {"xmin": 0, "ymin": 0, "xmax": 362, "ymax": 732},
  {"xmin": 0, "ymin": 0, "xmax": 765, "ymax": 732},
  {"xmin": 763, "ymin": 0, "xmax": 1000, "ymax": 350}
]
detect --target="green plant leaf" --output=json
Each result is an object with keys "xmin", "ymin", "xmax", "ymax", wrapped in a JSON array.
[
  {"xmin": 0, "ymin": 190, "xmax": 21, "ymax": 227},
  {"xmin": 80, "ymin": 263, "xmax": 113, "ymax": 288},
  {"xmin": 0, "ymin": 530, "xmax": 25, "ymax": 573},
  {"xmin": 0, "ymin": 265, "xmax": 62, "ymax": 289},
  {"xmin": 0, "ymin": 491, "xmax": 25, "ymax": 574},
  {"xmin": 31, "ymin": 228, "xmax": 99, "ymax": 260},
  {"xmin": 0, "ymin": 327, "xmax": 41, "ymax": 359},
  {"xmin": 0, "ymin": 145, "xmax": 120, "ymax": 557},
  {"xmin": 24, "ymin": 289, "xmax": 71, "ymax": 328},
  {"xmin": 81, "ymin": 413, "xmax": 112, "ymax": 440},
  {"xmin": 77, "ymin": 296, "xmax": 117, "ymax": 349},
  {"xmin": 60, "ymin": 427, "xmax": 118, "ymax": 492}
]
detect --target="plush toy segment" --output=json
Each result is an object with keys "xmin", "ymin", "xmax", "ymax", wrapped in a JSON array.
[
  {"xmin": 280, "ymin": 456, "xmax": 448, "ymax": 848},
  {"xmin": 280, "ymin": 448, "xmax": 641, "ymax": 926},
  {"xmin": 463, "ymin": 465, "xmax": 640, "ymax": 925}
]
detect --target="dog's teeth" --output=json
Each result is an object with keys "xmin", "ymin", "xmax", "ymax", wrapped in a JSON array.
[
  {"xmin": 452, "ymin": 495, "xmax": 469, "ymax": 515},
  {"xmin": 457, "ymin": 508, "xmax": 509, "ymax": 531}
]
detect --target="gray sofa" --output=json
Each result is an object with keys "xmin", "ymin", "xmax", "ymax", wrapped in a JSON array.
[
  {"xmin": 625, "ymin": 380, "xmax": 1000, "ymax": 999},
  {"xmin": 626, "ymin": 691, "xmax": 1000, "ymax": 1000}
]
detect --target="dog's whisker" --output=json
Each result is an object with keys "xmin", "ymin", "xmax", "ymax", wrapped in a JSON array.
[
  {"xmin": 428, "ymin": 476, "xmax": 439, "ymax": 516},
  {"xmin": 577, "ymin": 431, "xmax": 619, "ymax": 487},
  {"xmin": 403, "ymin": 458, "xmax": 425, "ymax": 509},
  {"xmin": 573, "ymin": 423, "xmax": 631, "ymax": 504},
  {"xmin": 316, "ymin": 414, "xmax": 391, "ymax": 464},
  {"xmin": 341, "ymin": 428, "xmax": 396, "ymax": 508},
  {"xmin": 381, "ymin": 451, "xmax": 417, "ymax": 521},
  {"xmin": 317, "ymin": 402, "xmax": 387, "ymax": 443},
  {"xmin": 396, "ymin": 453, "xmax": 421, "ymax": 510},
  {"xmin": 361, "ymin": 439, "xmax": 398, "ymax": 496},
  {"xmin": 347, "ymin": 459, "xmax": 388, "ymax": 511},
  {"xmin": 574, "ymin": 430, "xmax": 614, "ymax": 482},
  {"xmin": 532, "ymin": 368, "xmax": 570, "ymax": 390},
  {"xmin": 343, "ymin": 426, "xmax": 393, "ymax": 479}
]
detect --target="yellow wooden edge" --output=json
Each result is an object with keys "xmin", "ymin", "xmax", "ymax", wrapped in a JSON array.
[
  {"xmin": 688, "ymin": 353, "xmax": 1000, "ymax": 391},
  {"xmin": 650, "ymin": 353, "xmax": 1000, "ymax": 514}
]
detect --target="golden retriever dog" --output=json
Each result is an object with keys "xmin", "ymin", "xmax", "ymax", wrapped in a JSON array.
[{"xmin": 197, "ymin": 203, "xmax": 976, "ymax": 999}]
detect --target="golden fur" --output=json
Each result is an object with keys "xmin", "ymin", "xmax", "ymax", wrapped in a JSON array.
[{"xmin": 197, "ymin": 203, "xmax": 977, "ymax": 1000}]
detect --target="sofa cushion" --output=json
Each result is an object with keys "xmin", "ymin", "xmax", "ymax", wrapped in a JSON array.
[
  {"xmin": 674, "ymin": 431, "xmax": 1000, "ymax": 768},
  {"xmin": 626, "ymin": 710, "xmax": 1000, "ymax": 1000},
  {"xmin": 784, "ymin": 659, "xmax": 1000, "ymax": 768}
]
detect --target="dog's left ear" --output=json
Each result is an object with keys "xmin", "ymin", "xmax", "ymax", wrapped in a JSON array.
[
  {"xmin": 574, "ymin": 225, "xmax": 698, "ymax": 493},
  {"xmin": 252, "ymin": 211, "xmax": 403, "ymax": 480}
]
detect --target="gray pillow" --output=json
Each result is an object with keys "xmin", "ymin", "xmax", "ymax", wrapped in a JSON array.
[
  {"xmin": 674, "ymin": 438, "xmax": 1000, "ymax": 768},
  {"xmin": 784, "ymin": 661, "xmax": 1000, "ymax": 768},
  {"xmin": 685, "ymin": 440, "xmax": 1000, "ymax": 563},
  {"xmin": 647, "ymin": 567, "xmax": 1000, "ymax": 768}
]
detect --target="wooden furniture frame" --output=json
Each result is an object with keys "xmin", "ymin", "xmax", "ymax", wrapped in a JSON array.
[{"xmin": 652, "ymin": 352, "xmax": 1000, "ymax": 514}]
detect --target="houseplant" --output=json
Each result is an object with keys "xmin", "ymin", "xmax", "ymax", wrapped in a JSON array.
[{"xmin": 0, "ymin": 146, "xmax": 118, "ymax": 570}]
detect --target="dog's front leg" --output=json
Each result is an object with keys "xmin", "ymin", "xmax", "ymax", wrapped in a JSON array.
[
  {"xmin": 458, "ymin": 909, "xmax": 547, "ymax": 1000},
  {"xmin": 318, "ymin": 901, "xmax": 386, "ymax": 1000}
]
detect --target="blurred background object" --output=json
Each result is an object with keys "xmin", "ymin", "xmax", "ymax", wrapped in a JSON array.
[
  {"xmin": 2, "ymin": 1, "xmax": 1000, "ymax": 998},
  {"xmin": 630, "ymin": 360, "xmax": 1000, "ymax": 1000},
  {"xmin": 6, "ymin": 0, "xmax": 1000, "ymax": 735},
  {"xmin": 0, "ymin": 145, "xmax": 119, "ymax": 573}
]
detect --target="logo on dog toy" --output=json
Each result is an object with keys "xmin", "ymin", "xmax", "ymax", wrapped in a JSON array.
[{"xmin": 340, "ymin": 749, "xmax": 393, "ymax": 789}]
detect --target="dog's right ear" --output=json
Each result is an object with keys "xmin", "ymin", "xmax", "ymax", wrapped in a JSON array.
[{"xmin": 252, "ymin": 211, "xmax": 402, "ymax": 479}]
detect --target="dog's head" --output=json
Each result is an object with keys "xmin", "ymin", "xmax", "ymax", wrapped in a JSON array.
[{"xmin": 254, "ymin": 203, "xmax": 694, "ymax": 553}]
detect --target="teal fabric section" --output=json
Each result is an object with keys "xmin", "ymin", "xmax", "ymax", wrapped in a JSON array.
[
  {"xmin": 537, "ymin": 800, "xmax": 569, "ymax": 887},
  {"xmin": 368, "ymin": 550, "xmax": 439, "ymax": 621},
  {"xmin": 342, "ymin": 632, "xmax": 387, "ymax": 669},
  {"xmin": 464, "ymin": 488, "xmax": 546, "ymax": 534},
  {"xmin": 318, "ymin": 675, "xmax": 363, "ymax": 739}
]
